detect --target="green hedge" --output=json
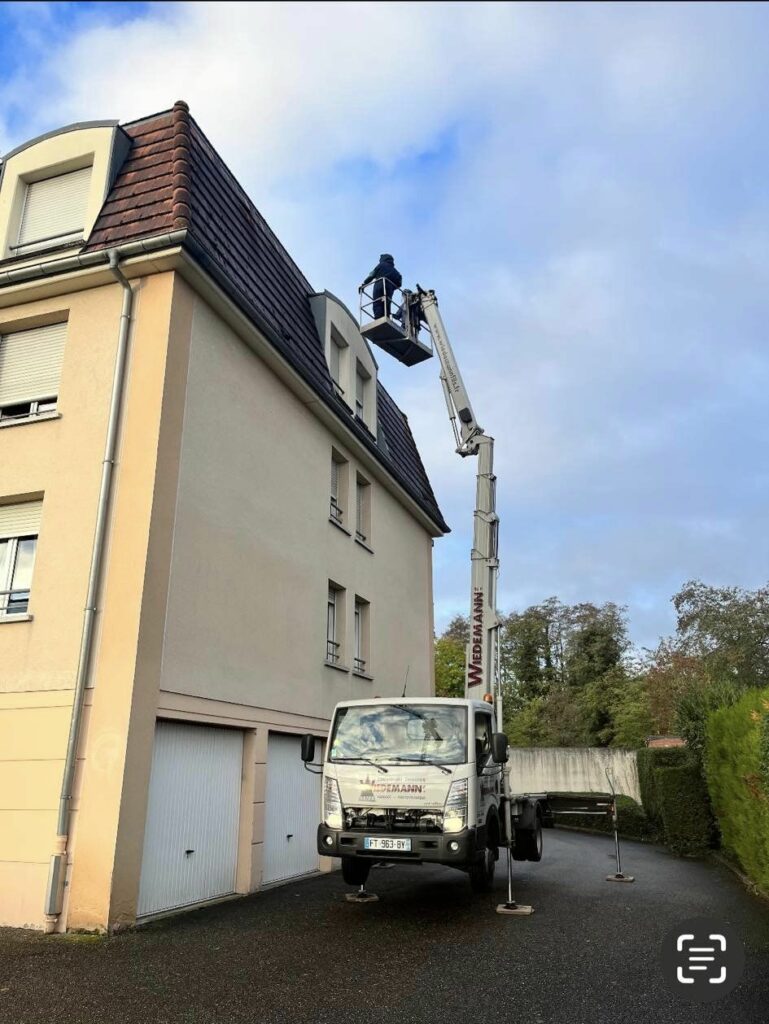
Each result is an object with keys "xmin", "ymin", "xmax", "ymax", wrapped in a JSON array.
[
  {"xmin": 705, "ymin": 689, "xmax": 769, "ymax": 892},
  {"xmin": 636, "ymin": 746, "xmax": 713, "ymax": 855},
  {"xmin": 560, "ymin": 795, "xmax": 657, "ymax": 842}
]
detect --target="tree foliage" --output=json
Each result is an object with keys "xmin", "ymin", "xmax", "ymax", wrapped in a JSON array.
[{"xmin": 434, "ymin": 580, "xmax": 769, "ymax": 753}]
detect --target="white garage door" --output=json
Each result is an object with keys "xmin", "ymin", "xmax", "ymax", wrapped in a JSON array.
[
  {"xmin": 137, "ymin": 721, "xmax": 243, "ymax": 917},
  {"xmin": 263, "ymin": 733, "xmax": 322, "ymax": 884}
]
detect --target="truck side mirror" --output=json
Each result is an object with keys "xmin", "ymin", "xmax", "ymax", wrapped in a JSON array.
[
  {"xmin": 300, "ymin": 734, "xmax": 316, "ymax": 763},
  {"xmin": 491, "ymin": 733, "xmax": 509, "ymax": 764}
]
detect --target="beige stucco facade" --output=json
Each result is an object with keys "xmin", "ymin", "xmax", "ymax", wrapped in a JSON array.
[{"xmin": 0, "ymin": 250, "xmax": 439, "ymax": 931}]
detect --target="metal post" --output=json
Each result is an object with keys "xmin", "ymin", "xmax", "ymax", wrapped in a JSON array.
[{"xmin": 604, "ymin": 768, "xmax": 634, "ymax": 883}]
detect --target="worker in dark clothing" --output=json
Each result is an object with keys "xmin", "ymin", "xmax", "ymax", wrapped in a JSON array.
[{"xmin": 362, "ymin": 254, "xmax": 402, "ymax": 320}]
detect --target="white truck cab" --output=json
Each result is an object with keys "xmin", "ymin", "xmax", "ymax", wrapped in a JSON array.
[{"xmin": 303, "ymin": 697, "xmax": 545, "ymax": 892}]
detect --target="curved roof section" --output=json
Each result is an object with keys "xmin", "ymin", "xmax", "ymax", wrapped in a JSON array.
[{"xmin": 85, "ymin": 101, "xmax": 447, "ymax": 533}]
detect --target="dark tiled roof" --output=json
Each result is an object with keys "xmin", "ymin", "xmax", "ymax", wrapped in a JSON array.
[{"xmin": 86, "ymin": 102, "xmax": 447, "ymax": 532}]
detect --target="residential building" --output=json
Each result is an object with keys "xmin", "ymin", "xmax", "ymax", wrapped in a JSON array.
[{"xmin": 0, "ymin": 103, "xmax": 447, "ymax": 931}]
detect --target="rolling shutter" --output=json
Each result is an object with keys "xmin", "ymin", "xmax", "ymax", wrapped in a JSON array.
[
  {"xmin": 0, "ymin": 322, "xmax": 67, "ymax": 407},
  {"xmin": 0, "ymin": 501, "xmax": 42, "ymax": 539},
  {"xmin": 17, "ymin": 167, "xmax": 91, "ymax": 252}
]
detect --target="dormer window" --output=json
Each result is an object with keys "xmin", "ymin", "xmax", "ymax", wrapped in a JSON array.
[
  {"xmin": 355, "ymin": 363, "xmax": 368, "ymax": 420},
  {"xmin": 13, "ymin": 166, "xmax": 92, "ymax": 256}
]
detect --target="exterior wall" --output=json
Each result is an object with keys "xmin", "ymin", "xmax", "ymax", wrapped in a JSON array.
[
  {"xmin": 64, "ymin": 271, "xmax": 189, "ymax": 931},
  {"xmin": 0, "ymin": 270, "xmax": 439, "ymax": 930},
  {"xmin": 506, "ymin": 747, "xmax": 642, "ymax": 804},
  {"xmin": 155, "ymin": 295, "xmax": 436, "ymax": 892},
  {"xmin": 0, "ymin": 282, "xmax": 128, "ymax": 928},
  {"xmin": 160, "ymin": 296, "xmax": 434, "ymax": 715}
]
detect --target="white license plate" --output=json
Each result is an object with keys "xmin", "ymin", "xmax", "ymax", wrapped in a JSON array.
[{"xmin": 363, "ymin": 837, "xmax": 412, "ymax": 852}]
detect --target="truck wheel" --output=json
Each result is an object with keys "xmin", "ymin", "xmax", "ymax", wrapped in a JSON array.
[
  {"xmin": 469, "ymin": 819, "xmax": 499, "ymax": 893},
  {"xmin": 469, "ymin": 845, "xmax": 496, "ymax": 892},
  {"xmin": 341, "ymin": 857, "xmax": 371, "ymax": 886},
  {"xmin": 512, "ymin": 816, "xmax": 543, "ymax": 862}
]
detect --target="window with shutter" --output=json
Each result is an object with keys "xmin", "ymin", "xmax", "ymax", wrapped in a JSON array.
[
  {"xmin": 15, "ymin": 166, "xmax": 91, "ymax": 255},
  {"xmin": 0, "ymin": 322, "xmax": 66, "ymax": 421},
  {"xmin": 0, "ymin": 501, "xmax": 41, "ymax": 617}
]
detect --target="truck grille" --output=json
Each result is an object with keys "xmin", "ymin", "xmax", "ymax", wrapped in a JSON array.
[{"xmin": 343, "ymin": 807, "xmax": 444, "ymax": 833}]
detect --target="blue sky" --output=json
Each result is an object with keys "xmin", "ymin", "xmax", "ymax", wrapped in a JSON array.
[{"xmin": 2, "ymin": 2, "xmax": 768, "ymax": 649}]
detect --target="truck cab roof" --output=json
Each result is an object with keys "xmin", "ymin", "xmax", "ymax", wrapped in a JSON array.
[{"xmin": 333, "ymin": 696, "xmax": 494, "ymax": 713}]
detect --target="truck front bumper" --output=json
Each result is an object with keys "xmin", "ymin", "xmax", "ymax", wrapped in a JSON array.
[{"xmin": 317, "ymin": 824, "xmax": 480, "ymax": 865}]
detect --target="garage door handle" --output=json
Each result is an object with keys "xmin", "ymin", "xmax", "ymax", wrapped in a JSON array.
[
  {"xmin": 286, "ymin": 834, "xmax": 293, "ymax": 840},
  {"xmin": 185, "ymin": 849, "xmax": 195, "ymax": 856}
]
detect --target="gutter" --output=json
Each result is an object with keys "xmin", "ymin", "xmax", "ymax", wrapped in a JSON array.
[
  {"xmin": 43, "ymin": 248, "xmax": 136, "ymax": 931},
  {"xmin": 0, "ymin": 229, "xmax": 187, "ymax": 286}
]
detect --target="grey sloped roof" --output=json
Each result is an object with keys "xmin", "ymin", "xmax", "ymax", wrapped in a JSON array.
[{"xmin": 86, "ymin": 101, "xmax": 447, "ymax": 533}]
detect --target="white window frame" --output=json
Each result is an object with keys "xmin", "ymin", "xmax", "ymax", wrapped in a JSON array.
[
  {"xmin": 355, "ymin": 474, "xmax": 371, "ymax": 546},
  {"xmin": 355, "ymin": 365, "xmax": 365, "ymax": 419},
  {"xmin": 330, "ymin": 330, "xmax": 346, "ymax": 396},
  {"xmin": 0, "ymin": 534, "xmax": 37, "ymax": 617},
  {"xmin": 327, "ymin": 585, "xmax": 340, "ymax": 664},
  {"xmin": 354, "ymin": 597, "xmax": 369, "ymax": 675},
  {"xmin": 330, "ymin": 454, "xmax": 342, "ymax": 525},
  {"xmin": 0, "ymin": 396, "xmax": 58, "ymax": 426}
]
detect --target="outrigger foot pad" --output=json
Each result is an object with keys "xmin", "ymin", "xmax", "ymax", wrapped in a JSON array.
[
  {"xmin": 345, "ymin": 889, "xmax": 379, "ymax": 903},
  {"xmin": 606, "ymin": 873, "xmax": 635, "ymax": 883},
  {"xmin": 496, "ymin": 902, "xmax": 535, "ymax": 916}
]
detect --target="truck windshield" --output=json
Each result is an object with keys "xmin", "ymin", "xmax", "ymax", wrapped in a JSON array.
[{"xmin": 330, "ymin": 704, "xmax": 468, "ymax": 766}]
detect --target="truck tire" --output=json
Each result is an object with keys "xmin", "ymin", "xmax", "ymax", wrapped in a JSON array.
[
  {"xmin": 341, "ymin": 856, "xmax": 371, "ymax": 886},
  {"xmin": 469, "ymin": 816, "xmax": 499, "ymax": 892},
  {"xmin": 512, "ymin": 814, "xmax": 543, "ymax": 862}
]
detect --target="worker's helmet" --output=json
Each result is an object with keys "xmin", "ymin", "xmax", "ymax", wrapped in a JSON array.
[{"xmin": 380, "ymin": 253, "xmax": 394, "ymax": 262}]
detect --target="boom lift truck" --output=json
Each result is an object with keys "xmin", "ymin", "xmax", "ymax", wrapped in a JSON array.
[{"xmin": 301, "ymin": 278, "xmax": 547, "ymax": 910}]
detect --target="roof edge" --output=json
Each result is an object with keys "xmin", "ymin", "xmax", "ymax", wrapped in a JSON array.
[{"xmin": 2, "ymin": 120, "xmax": 120, "ymax": 163}]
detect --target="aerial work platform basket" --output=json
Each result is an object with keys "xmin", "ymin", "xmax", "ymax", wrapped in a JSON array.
[{"xmin": 359, "ymin": 279, "xmax": 433, "ymax": 366}]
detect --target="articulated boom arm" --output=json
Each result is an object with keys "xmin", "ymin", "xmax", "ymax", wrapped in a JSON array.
[
  {"xmin": 418, "ymin": 290, "xmax": 482, "ymax": 456},
  {"xmin": 413, "ymin": 290, "xmax": 502, "ymax": 726}
]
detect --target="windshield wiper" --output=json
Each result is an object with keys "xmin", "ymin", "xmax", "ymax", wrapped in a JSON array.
[
  {"xmin": 387, "ymin": 756, "xmax": 452, "ymax": 775},
  {"xmin": 332, "ymin": 757, "xmax": 388, "ymax": 774}
]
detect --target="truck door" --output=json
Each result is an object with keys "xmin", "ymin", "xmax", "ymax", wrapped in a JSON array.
[{"xmin": 474, "ymin": 711, "xmax": 497, "ymax": 828}]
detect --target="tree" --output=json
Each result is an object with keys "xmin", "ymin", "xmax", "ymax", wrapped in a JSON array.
[
  {"xmin": 672, "ymin": 580, "xmax": 769, "ymax": 688},
  {"xmin": 434, "ymin": 633, "xmax": 465, "ymax": 698},
  {"xmin": 565, "ymin": 602, "xmax": 629, "ymax": 690}
]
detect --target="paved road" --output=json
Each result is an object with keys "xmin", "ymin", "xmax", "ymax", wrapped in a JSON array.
[{"xmin": 2, "ymin": 830, "xmax": 769, "ymax": 1024}]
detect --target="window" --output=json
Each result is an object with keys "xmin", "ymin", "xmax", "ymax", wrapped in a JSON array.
[
  {"xmin": 326, "ymin": 583, "xmax": 346, "ymax": 665},
  {"xmin": 474, "ymin": 713, "xmax": 493, "ymax": 768},
  {"xmin": 0, "ymin": 501, "xmax": 41, "ymax": 617},
  {"xmin": 0, "ymin": 322, "xmax": 66, "ymax": 423},
  {"xmin": 329, "ymin": 329, "xmax": 346, "ymax": 395},
  {"xmin": 354, "ymin": 597, "xmax": 369, "ymax": 675},
  {"xmin": 355, "ymin": 474, "xmax": 371, "ymax": 545},
  {"xmin": 355, "ymin": 365, "xmax": 365, "ymax": 419},
  {"xmin": 14, "ymin": 167, "xmax": 91, "ymax": 256},
  {"xmin": 330, "ymin": 450, "xmax": 348, "ymax": 526}
]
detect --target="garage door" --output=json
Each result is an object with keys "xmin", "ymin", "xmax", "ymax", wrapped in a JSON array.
[
  {"xmin": 137, "ymin": 721, "xmax": 243, "ymax": 917},
  {"xmin": 263, "ymin": 733, "xmax": 322, "ymax": 884}
]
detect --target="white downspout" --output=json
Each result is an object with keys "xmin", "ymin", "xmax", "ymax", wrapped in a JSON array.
[{"xmin": 43, "ymin": 250, "xmax": 135, "ymax": 931}]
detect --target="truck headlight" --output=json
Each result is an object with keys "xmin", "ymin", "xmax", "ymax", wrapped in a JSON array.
[
  {"xmin": 323, "ymin": 777, "xmax": 343, "ymax": 830},
  {"xmin": 443, "ymin": 778, "xmax": 468, "ymax": 834}
]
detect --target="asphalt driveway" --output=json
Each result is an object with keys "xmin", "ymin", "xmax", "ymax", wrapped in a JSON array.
[{"xmin": 2, "ymin": 829, "xmax": 769, "ymax": 1024}]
